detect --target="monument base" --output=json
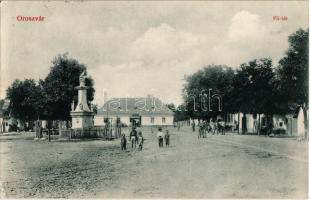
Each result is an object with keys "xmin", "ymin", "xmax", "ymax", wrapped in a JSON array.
[{"xmin": 71, "ymin": 111, "xmax": 94, "ymax": 130}]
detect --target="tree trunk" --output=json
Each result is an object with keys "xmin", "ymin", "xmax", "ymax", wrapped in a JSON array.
[
  {"xmin": 258, "ymin": 114, "xmax": 261, "ymax": 136},
  {"xmin": 48, "ymin": 119, "xmax": 51, "ymax": 142},
  {"xmin": 237, "ymin": 112, "xmax": 240, "ymax": 134},
  {"xmin": 270, "ymin": 114, "xmax": 274, "ymax": 135}
]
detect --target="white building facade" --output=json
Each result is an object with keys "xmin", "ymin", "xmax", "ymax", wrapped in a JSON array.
[
  {"xmin": 95, "ymin": 96, "xmax": 174, "ymax": 127},
  {"xmin": 232, "ymin": 106, "xmax": 307, "ymax": 136}
]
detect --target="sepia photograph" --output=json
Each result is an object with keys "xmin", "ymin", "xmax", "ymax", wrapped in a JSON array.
[{"xmin": 0, "ymin": 1, "xmax": 308, "ymax": 198}]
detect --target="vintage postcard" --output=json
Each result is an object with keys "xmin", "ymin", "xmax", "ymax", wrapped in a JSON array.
[{"xmin": 0, "ymin": 0, "xmax": 308, "ymax": 199}]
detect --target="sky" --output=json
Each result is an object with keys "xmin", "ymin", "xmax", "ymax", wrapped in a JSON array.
[{"xmin": 1, "ymin": 1, "xmax": 308, "ymax": 106}]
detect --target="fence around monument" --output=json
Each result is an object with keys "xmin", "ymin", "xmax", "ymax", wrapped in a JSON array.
[{"xmin": 60, "ymin": 126, "xmax": 121, "ymax": 139}]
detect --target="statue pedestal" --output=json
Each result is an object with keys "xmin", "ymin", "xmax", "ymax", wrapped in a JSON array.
[
  {"xmin": 69, "ymin": 71, "xmax": 95, "ymax": 138},
  {"xmin": 71, "ymin": 111, "xmax": 94, "ymax": 129}
]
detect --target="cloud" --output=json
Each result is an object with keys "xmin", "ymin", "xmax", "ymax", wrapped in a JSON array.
[
  {"xmin": 88, "ymin": 23, "xmax": 210, "ymax": 106},
  {"xmin": 228, "ymin": 11, "xmax": 267, "ymax": 42},
  {"xmin": 212, "ymin": 11, "xmax": 285, "ymax": 67},
  {"xmin": 130, "ymin": 23, "xmax": 206, "ymax": 66},
  {"xmin": 90, "ymin": 17, "xmax": 286, "ymax": 105}
]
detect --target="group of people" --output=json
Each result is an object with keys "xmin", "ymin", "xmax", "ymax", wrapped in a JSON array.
[
  {"xmin": 120, "ymin": 126, "xmax": 171, "ymax": 151},
  {"xmin": 157, "ymin": 127, "xmax": 170, "ymax": 147},
  {"xmin": 192, "ymin": 119, "xmax": 226, "ymax": 137},
  {"xmin": 120, "ymin": 126, "xmax": 144, "ymax": 151}
]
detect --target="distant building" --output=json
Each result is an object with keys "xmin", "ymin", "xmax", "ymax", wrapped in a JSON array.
[
  {"xmin": 233, "ymin": 105, "xmax": 307, "ymax": 136},
  {"xmin": 285, "ymin": 106, "xmax": 307, "ymax": 137},
  {"xmin": 0, "ymin": 99, "xmax": 10, "ymax": 133},
  {"xmin": 95, "ymin": 96, "xmax": 174, "ymax": 126}
]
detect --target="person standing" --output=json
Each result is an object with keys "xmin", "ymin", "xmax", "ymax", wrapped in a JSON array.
[
  {"xmin": 130, "ymin": 126, "xmax": 137, "ymax": 150},
  {"xmin": 138, "ymin": 131, "xmax": 144, "ymax": 151},
  {"xmin": 192, "ymin": 120, "xmax": 196, "ymax": 132},
  {"xmin": 157, "ymin": 127, "xmax": 164, "ymax": 147},
  {"xmin": 35, "ymin": 120, "xmax": 41, "ymax": 138},
  {"xmin": 198, "ymin": 121, "xmax": 204, "ymax": 138},
  {"xmin": 203, "ymin": 120, "xmax": 208, "ymax": 138},
  {"xmin": 165, "ymin": 130, "xmax": 170, "ymax": 147},
  {"xmin": 120, "ymin": 133, "xmax": 127, "ymax": 151},
  {"xmin": 116, "ymin": 117, "xmax": 122, "ymax": 139},
  {"xmin": 219, "ymin": 120, "xmax": 225, "ymax": 135}
]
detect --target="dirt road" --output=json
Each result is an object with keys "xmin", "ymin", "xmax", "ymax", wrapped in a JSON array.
[{"xmin": 0, "ymin": 127, "xmax": 307, "ymax": 198}]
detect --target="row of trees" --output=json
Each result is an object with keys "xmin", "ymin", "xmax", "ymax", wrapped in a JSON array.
[
  {"xmin": 182, "ymin": 28, "xmax": 308, "ymax": 134},
  {"xmin": 6, "ymin": 53, "xmax": 95, "ymax": 124},
  {"xmin": 4, "ymin": 28, "xmax": 308, "ymax": 135}
]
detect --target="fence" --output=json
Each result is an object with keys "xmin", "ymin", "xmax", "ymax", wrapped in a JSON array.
[{"xmin": 59, "ymin": 126, "xmax": 121, "ymax": 140}]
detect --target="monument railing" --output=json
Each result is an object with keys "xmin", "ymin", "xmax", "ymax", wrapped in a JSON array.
[{"xmin": 59, "ymin": 126, "xmax": 119, "ymax": 140}]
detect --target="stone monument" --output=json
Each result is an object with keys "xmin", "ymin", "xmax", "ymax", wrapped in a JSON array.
[{"xmin": 70, "ymin": 71, "xmax": 94, "ymax": 130}]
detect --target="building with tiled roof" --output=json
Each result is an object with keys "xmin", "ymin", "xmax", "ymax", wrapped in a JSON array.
[{"xmin": 95, "ymin": 96, "xmax": 174, "ymax": 126}]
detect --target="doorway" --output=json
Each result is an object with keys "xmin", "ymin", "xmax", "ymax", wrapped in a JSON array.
[{"xmin": 130, "ymin": 114, "xmax": 141, "ymax": 127}]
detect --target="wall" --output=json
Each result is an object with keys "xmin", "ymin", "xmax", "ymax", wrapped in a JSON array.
[
  {"xmin": 237, "ymin": 113, "xmax": 257, "ymax": 134},
  {"xmin": 95, "ymin": 114, "xmax": 173, "ymax": 126},
  {"xmin": 72, "ymin": 117, "xmax": 82, "ymax": 129},
  {"xmin": 120, "ymin": 116, "xmax": 130, "ymax": 126},
  {"xmin": 72, "ymin": 116, "xmax": 93, "ymax": 129},
  {"xmin": 297, "ymin": 109, "xmax": 305, "ymax": 136},
  {"xmin": 0, "ymin": 118, "xmax": 3, "ymax": 133},
  {"xmin": 286, "ymin": 116, "xmax": 297, "ymax": 136},
  {"xmin": 142, "ymin": 116, "xmax": 173, "ymax": 126},
  {"xmin": 272, "ymin": 115, "xmax": 287, "ymax": 130},
  {"xmin": 94, "ymin": 116, "xmax": 104, "ymax": 126},
  {"xmin": 141, "ymin": 116, "xmax": 152, "ymax": 126}
]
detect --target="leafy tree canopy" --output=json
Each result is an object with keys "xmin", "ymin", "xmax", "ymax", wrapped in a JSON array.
[
  {"xmin": 278, "ymin": 28, "xmax": 308, "ymax": 108},
  {"xmin": 232, "ymin": 58, "xmax": 276, "ymax": 115},
  {"xmin": 40, "ymin": 53, "xmax": 95, "ymax": 120},
  {"xmin": 183, "ymin": 65, "xmax": 235, "ymax": 119},
  {"xmin": 6, "ymin": 79, "xmax": 41, "ymax": 121},
  {"xmin": 6, "ymin": 53, "xmax": 95, "ymax": 122}
]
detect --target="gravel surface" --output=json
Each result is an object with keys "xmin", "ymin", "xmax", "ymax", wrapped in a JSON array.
[{"xmin": 0, "ymin": 127, "xmax": 308, "ymax": 198}]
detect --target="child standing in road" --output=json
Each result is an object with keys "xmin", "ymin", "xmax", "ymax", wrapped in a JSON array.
[
  {"xmin": 157, "ymin": 127, "xmax": 164, "ymax": 147},
  {"xmin": 120, "ymin": 133, "xmax": 127, "ymax": 151},
  {"xmin": 138, "ymin": 131, "xmax": 144, "ymax": 151},
  {"xmin": 165, "ymin": 130, "xmax": 170, "ymax": 147}
]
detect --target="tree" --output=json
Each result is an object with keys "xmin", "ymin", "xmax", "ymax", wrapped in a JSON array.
[
  {"xmin": 40, "ymin": 53, "xmax": 95, "ymax": 120},
  {"xmin": 278, "ymin": 28, "xmax": 309, "ymax": 137},
  {"xmin": 6, "ymin": 79, "xmax": 42, "ymax": 122},
  {"xmin": 183, "ymin": 65, "xmax": 235, "ymax": 120},
  {"xmin": 232, "ymin": 58, "xmax": 277, "ymax": 134},
  {"xmin": 166, "ymin": 103, "xmax": 176, "ymax": 112},
  {"xmin": 174, "ymin": 104, "xmax": 190, "ymax": 122},
  {"xmin": 232, "ymin": 58, "xmax": 276, "ymax": 115}
]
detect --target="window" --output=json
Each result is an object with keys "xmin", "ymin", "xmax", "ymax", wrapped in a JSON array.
[
  {"xmin": 150, "ymin": 117, "xmax": 154, "ymax": 124},
  {"xmin": 279, "ymin": 122, "xmax": 283, "ymax": 127},
  {"xmin": 162, "ymin": 117, "xmax": 166, "ymax": 123}
]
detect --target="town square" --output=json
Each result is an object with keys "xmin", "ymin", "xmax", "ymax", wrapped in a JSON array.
[{"xmin": 0, "ymin": 1, "xmax": 308, "ymax": 199}]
